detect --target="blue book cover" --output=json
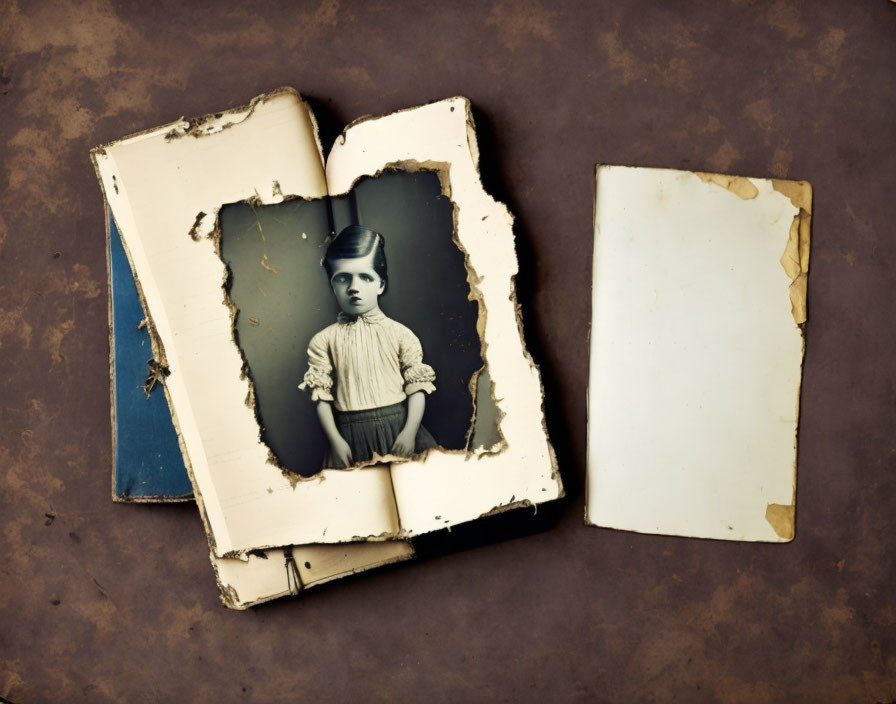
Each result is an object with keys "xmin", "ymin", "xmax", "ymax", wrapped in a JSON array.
[{"xmin": 108, "ymin": 209, "xmax": 193, "ymax": 501}]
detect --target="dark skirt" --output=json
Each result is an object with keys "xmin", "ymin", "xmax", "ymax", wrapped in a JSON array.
[{"xmin": 323, "ymin": 401, "xmax": 438, "ymax": 469}]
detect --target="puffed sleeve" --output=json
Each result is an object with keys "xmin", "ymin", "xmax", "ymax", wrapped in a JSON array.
[
  {"xmin": 298, "ymin": 331, "xmax": 334, "ymax": 402},
  {"xmin": 398, "ymin": 327, "xmax": 436, "ymax": 396}
]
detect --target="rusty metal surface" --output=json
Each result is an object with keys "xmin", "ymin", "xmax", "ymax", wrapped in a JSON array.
[{"xmin": 1, "ymin": 1, "xmax": 894, "ymax": 701}]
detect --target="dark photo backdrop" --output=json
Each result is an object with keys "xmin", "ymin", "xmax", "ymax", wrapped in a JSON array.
[{"xmin": 219, "ymin": 169, "xmax": 496, "ymax": 477}]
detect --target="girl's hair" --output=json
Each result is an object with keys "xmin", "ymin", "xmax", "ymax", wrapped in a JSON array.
[{"xmin": 323, "ymin": 225, "xmax": 388, "ymax": 291}]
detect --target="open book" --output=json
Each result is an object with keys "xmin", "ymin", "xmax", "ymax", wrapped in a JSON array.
[
  {"xmin": 587, "ymin": 166, "xmax": 811, "ymax": 542},
  {"xmin": 93, "ymin": 89, "xmax": 562, "ymax": 605}
]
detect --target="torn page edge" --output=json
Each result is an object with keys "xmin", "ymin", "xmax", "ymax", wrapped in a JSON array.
[
  {"xmin": 459, "ymin": 98, "xmax": 560, "ymax": 486},
  {"xmin": 394, "ymin": 499, "xmax": 537, "ymax": 537},
  {"xmin": 218, "ymin": 528, "xmax": 405, "ymax": 560},
  {"xmin": 773, "ymin": 180, "xmax": 812, "ymax": 327},
  {"xmin": 460, "ymin": 105, "xmax": 559, "ymax": 478},
  {"xmin": 463, "ymin": 104, "xmax": 566, "ymax": 486},
  {"xmin": 91, "ymin": 87, "xmax": 306, "ymax": 157},
  {"xmin": 694, "ymin": 170, "xmax": 813, "ymax": 327},
  {"xmin": 771, "ymin": 177, "xmax": 812, "ymax": 542}
]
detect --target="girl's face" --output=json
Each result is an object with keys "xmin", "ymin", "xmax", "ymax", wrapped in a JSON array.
[{"xmin": 328, "ymin": 256, "xmax": 385, "ymax": 316}]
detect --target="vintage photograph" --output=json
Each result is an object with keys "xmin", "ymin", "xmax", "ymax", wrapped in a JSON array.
[
  {"xmin": 91, "ymin": 90, "xmax": 562, "ymax": 586},
  {"xmin": 218, "ymin": 169, "xmax": 500, "ymax": 477}
]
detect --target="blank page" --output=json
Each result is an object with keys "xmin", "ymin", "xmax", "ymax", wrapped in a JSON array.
[{"xmin": 587, "ymin": 166, "xmax": 810, "ymax": 542}]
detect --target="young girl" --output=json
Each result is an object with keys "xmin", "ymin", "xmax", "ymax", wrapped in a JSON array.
[{"xmin": 299, "ymin": 225, "xmax": 438, "ymax": 469}]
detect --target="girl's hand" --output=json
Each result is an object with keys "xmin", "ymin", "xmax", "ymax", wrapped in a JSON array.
[
  {"xmin": 331, "ymin": 437, "xmax": 353, "ymax": 468},
  {"xmin": 392, "ymin": 392, "xmax": 425, "ymax": 458},
  {"xmin": 390, "ymin": 430, "xmax": 415, "ymax": 458}
]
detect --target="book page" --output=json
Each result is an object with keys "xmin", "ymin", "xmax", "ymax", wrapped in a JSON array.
[
  {"xmin": 587, "ymin": 166, "xmax": 811, "ymax": 541},
  {"xmin": 324, "ymin": 98, "xmax": 563, "ymax": 534},
  {"xmin": 93, "ymin": 90, "xmax": 400, "ymax": 556},
  {"xmin": 213, "ymin": 541, "xmax": 414, "ymax": 609}
]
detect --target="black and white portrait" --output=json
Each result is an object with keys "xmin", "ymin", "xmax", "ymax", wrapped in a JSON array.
[{"xmin": 219, "ymin": 168, "xmax": 500, "ymax": 477}]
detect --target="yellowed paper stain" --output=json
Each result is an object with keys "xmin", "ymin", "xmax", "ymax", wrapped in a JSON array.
[
  {"xmin": 696, "ymin": 171, "xmax": 759, "ymax": 200},
  {"xmin": 774, "ymin": 180, "xmax": 812, "ymax": 325},
  {"xmin": 772, "ymin": 179, "xmax": 812, "ymax": 213},
  {"xmin": 765, "ymin": 502, "xmax": 795, "ymax": 540},
  {"xmin": 696, "ymin": 173, "xmax": 812, "ymax": 326}
]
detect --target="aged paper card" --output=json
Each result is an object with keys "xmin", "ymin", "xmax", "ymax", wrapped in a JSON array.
[{"xmin": 586, "ymin": 166, "xmax": 810, "ymax": 542}]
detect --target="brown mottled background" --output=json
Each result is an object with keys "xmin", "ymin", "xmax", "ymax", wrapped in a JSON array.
[{"xmin": 1, "ymin": 1, "xmax": 894, "ymax": 702}]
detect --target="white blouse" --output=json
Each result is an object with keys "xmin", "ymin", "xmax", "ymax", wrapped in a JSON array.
[{"xmin": 299, "ymin": 310, "xmax": 436, "ymax": 412}]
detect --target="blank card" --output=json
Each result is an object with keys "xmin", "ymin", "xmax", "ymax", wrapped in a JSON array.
[{"xmin": 586, "ymin": 166, "xmax": 811, "ymax": 542}]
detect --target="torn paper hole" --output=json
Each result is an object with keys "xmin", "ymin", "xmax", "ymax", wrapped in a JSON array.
[{"xmin": 211, "ymin": 166, "xmax": 505, "ymax": 481}]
